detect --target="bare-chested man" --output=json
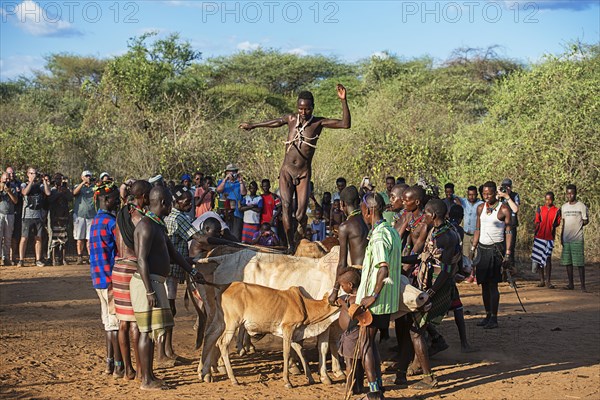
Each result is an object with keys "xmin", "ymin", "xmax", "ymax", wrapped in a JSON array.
[
  {"xmin": 113, "ymin": 180, "xmax": 151, "ymax": 380},
  {"xmin": 399, "ymin": 186, "xmax": 428, "ymax": 274},
  {"xmin": 239, "ymin": 84, "xmax": 351, "ymax": 253},
  {"xmin": 132, "ymin": 186, "xmax": 205, "ymax": 390},
  {"xmin": 328, "ymin": 186, "xmax": 368, "ymax": 306},
  {"xmin": 390, "ymin": 184, "xmax": 409, "ymax": 235}
]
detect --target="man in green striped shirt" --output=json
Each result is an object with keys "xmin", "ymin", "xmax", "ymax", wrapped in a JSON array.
[{"xmin": 355, "ymin": 192, "xmax": 403, "ymax": 399}]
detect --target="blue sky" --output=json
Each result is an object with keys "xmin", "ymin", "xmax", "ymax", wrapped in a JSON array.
[{"xmin": 1, "ymin": 0, "xmax": 599, "ymax": 80}]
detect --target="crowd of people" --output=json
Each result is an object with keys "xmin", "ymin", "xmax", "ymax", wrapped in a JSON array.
[{"xmin": 0, "ymin": 85, "xmax": 590, "ymax": 397}]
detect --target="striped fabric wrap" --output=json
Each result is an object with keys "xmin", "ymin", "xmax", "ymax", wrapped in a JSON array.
[
  {"xmin": 112, "ymin": 258, "xmax": 138, "ymax": 322},
  {"xmin": 130, "ymin": 273, "xmax": 174, "ymax": 341}
]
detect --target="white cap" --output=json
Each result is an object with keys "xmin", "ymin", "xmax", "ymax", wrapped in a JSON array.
[
  {"xmin": 81, "ymin": 170, "xmax": 92, "ymax": 177},
  {"xmin": 149, "ymin": 174, "xmax": 163, "ymax": 184},
  {"xmin": 99, "ymin": 172, "xmax": 110, "ymax": 180}
]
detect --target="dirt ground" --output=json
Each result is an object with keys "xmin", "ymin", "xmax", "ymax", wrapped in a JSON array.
[{"xmin": 1, "ymin": 258, "xmax": 599, "ymax": 400}]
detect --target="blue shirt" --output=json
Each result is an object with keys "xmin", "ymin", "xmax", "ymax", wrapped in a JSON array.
[
  {"xmin": 89, "ymin": 210, "xmax": 117, "ymax": 289},
  {"xmin": 311, "ymin": 220, "xmax": 326, "ymax": 242},
  {"xmin": 460, "ymin": 198, "xmax": 483, "ymax": 235},
  {"xmin": 217, "ymin": 179, "xmax": 243, "ymax": 219}
]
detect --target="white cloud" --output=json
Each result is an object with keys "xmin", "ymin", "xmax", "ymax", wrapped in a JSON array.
[
  {"xmin": 0, "ymin": 55, "xmax": 45, "ymax": 81},
  {"xmin": 371, "ymin": 51, "xmax": 390, "ymax": 60},
  {"xmin": 7, "ymin": 0, "xmax": 81, "ymax": 37},
  {"xmin": 237, "ymin": 41, "xmax": 260, "ymax": 51},
  {"xmin": 287, "ymin": 47, "xmax": 308, "ymax": 56}
]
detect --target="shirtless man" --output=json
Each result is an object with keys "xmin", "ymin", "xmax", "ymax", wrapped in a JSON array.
[
  {"xmin": 239, "ymin": 84, "xmax": 351, "ymax": 252},
  {"xmin": 390, "ymin": 184, "xmax": 409, "ymax": 235},
  {"xmin": 113, "ymin": 180, "xmax": 152, "ymax": 380},
  {"xmin": 132, "ymin": 186, "xmax": 205, "ymax": 390},
  {"xmin": 328, "ymin": 186, "xmax": 368, "ymax": 306},
  {"xmin": 399, "ymin": 186, "xmax": 428, "ymax": 273}
]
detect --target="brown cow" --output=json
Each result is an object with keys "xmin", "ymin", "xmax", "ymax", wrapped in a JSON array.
[{"xmin": 212, "ymin": 282, "xmax": 339, "ymax": 388}]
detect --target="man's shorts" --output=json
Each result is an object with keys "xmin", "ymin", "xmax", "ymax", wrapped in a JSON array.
[
  {"xmin": 561, "ymin": 241, "xmax": 585, "ymax": 267},
  {"xmin": 369, "ymin": 313, "xmax": 391, "ymax": 331},
  {"xmin": 73, "ymin": 216, "xmax": 93, "ymax": 240},
  {"xmin": 165, "ymin": 275, "xmax": 179, "ymax": 300},
  {"xmin": 21, "ymin": 218, "xmax": 44, "ymax": 238},
  {"xmin": 96, "ymin": 288, "xmax": 119, "ymax": 331}
]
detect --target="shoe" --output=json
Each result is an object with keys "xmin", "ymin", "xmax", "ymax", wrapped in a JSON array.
[
  {"xmin": 35, "ymin": 260, "xmax": 45, "ymax": 267},
  {"xmin": 484, "ymin": 321, "xmax": 499, "ymax": 329},
  {"xmin": 16, "ymin": 260, "xmax": 24, "ymax": 267},
  {"xmin": 477, "ymin": 316, "xmax": 490, "ymax": 327}
]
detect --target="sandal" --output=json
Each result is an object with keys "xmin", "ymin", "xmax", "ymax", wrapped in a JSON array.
[{"xmin": 411, "ymin": 377, "xmax": 438, "ymax": 390}]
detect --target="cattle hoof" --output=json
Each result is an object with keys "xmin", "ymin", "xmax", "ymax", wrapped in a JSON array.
[
  {"xmin": 238, "ymin": 348, "xmax": 247, "ymax": 357},
  {"xmin": 307, "ymin": 377, "xmax": 315, "ymax": 385},
  {"xmin": 333, "ymin": 371, "xmax": 346, "ymax": 379},
  {"xmin": 232, "ymin": 380, "xmax": 240, "ymax": 386},
  {"xmin": 247, "ymin": 345, "xmax": 256, "ymax": 355},
  {"xmin": 217, "ymin": 365, "xmax": 227, "ymax": 375},
  {"xmin": 284, "ymin": 382, "xmax": 293, "ymax": 389},
  {"xmin": 202, "ymin": 373, "xmax": 213, "ymax": 383},
  {"xmin": 320, "ymin": 375, "xmax": 332, "ymax": 385}
]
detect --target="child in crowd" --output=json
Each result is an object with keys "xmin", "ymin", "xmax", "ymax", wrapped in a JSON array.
[
  {"xmin": 310, "ymin": 207, "xmax": 326, "ymax": 242},
  {"xmin": 240, "ymin": 181, "xmax": 263, "ymax": 244},
  {"xmin": 251, "ymin": 222, "xmax": 280, "ymax": 247},
  {"xmin": 330, "ymin": 198, "xmax": 346, "ymax": 234},
  {"xmin": 336, "ymin": 269, "xmax": 364, "ymax": 395}
]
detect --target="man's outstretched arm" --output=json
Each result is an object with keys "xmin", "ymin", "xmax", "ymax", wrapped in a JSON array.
[
  {"xmin": 321, "ymin": 84, "xmax": 351, "ymax": 129},
  {"xmin": 239, "ymin": 115, "xmax": 290, "ymax": 130}
]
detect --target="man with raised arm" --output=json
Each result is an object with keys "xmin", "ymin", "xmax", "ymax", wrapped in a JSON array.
[{"xmin": 239, "ymin": 84, "xmax": 351, "ymax": 252}]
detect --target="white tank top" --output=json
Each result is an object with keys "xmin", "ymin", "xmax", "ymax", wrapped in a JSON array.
[{"xmin": 479, "ymin": 202, "xmax": 505, "ymax": 245}]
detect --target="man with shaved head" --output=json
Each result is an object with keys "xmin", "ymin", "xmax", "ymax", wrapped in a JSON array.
[{"xmin": 132, "ymin": 186, "xmax": 205, "ymax": 390}]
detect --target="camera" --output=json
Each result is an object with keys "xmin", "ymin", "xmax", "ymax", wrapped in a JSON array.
[{"xmin": 499, "ymin": 185, "xmax": 508, "ymax": 194}]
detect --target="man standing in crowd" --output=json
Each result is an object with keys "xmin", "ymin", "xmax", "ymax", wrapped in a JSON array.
[
  {"xmin": 356, "ymin": 192, "xmax": 402, "ymax": 399},
  {"xmin": 498, "ymin": 178, "xmax": 520, "ymax": 262},
  {"xmin": 443, "ymin": 183, "xmax": 462, "ymax": 214},
  {"xmin": 380, "ymin": 176, "xmax": 397, "ymax": 224},
  {"xmin": 18, "ymin": 168, "xmax": 51, "ymax": 267},
  {"xmin": 47, "ymin": 173, "xmax": 73, "ymax": 266},
  {"xmin": 260, "ymin": 179, "xmax": 281, "ymax": 229},
  {"xmin": 531, "ymin": 192, "xmax": 561, "ymax": 288},
  {"xmin": 216, "ymin": 164, "xmax": 247, "ymax": 241},
  {"xmin": 332, "ymin": 177, "xmax": 347, "ymax": 201},
  {"xmin": 460, "ymin": 186, "xmax": 483, "ymax": 283},
  {"xmin": 6, "ymin": 167, "xmax": 22, "ymax": 264},
  {"xmin": 470, "ymin": 181, "xmax": 513, "ymax": 329},
  {"xmin": 560, "ymin": 184, "xmax": 589, "ymax": 292},
  {"xmin": 73, "ymin": 170, "xmax": 96, "ymax": 264},
  {"xmin": 132, "ymin": 186, "xmax": 205, "ymax": 390},
  {"xmin": 89, "ymin": 181, "xmax": 124, "ymax": 378},
  {"xmin": 0, "ymin": 172, "xmax": 18, "ymax": 265},
  {"xmin": 195, "ymin": 176, "xmax": 215, "ymax": 218}
]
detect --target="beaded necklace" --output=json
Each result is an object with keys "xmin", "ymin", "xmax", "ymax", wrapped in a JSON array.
[
  {"xmin": 430, "ymin": 221, "xmax": 452, "ymax": 242},
  {"xmin": 407, "ymin": 210, "xmax": 425, "ymax": 231},
  {"xmin": 347, "ymin": 208, "xmax": 361, "ymax": 218},
  {"xmin": 485, "ymin": 200, "xmax": 500, "ymax": 215},
  {"xmin": 145, "ymin": 210, "xmax": 166, "ymax": 228}
]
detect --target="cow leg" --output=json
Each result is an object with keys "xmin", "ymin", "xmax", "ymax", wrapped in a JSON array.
[
  {"xmin": 237, "ymin": 326, "xmax": 255, "ymax": 356},
  {"xmin": 282, "ymin": 327, "xmax": 294, "ymax": 389},
  {"xmin": 217, "ymin": 326, "xmax": 239, "ymax": 385},
  {"xmin": 291, "ymin": 341, "xmax": 315, "ymax": 385},
  {"xmin": 328, "ymin": 325, "xmax": 346, "ymax": 379},
  {"xmin": 316, "ymin": 330, "xmax": 332, "ymax": 385},
  {"xmin": 200, "ymin": 313, "xmax": 225, "ymax": 382}
]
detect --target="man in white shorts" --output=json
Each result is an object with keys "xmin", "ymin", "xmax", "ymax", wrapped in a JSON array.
[{"xmin": 73, "ymin": 170, "xmax": 96, "ymax": 264}]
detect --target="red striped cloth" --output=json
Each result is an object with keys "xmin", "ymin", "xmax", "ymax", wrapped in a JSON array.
[
  {"xmin": 112, "ymin": 258, "xmax": 138, "ymax": 322},
  {"xmin": 241, "ymin": 223, "xmax": 259, "ymax": 244}
]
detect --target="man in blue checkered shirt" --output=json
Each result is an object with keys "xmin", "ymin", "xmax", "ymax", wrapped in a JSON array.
[{"xmin": 162, "ymin": 185, "xmax": 206, "ymax": 363}]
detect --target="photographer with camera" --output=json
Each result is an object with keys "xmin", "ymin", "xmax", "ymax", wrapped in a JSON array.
[
  {"xmin": 216, "ymin": 164, "xmax": 247, "ymax": 241},
  {"xmin": 73, "ymin": 170, "xmax": 97, "ymax": 264},
  {"xmin": 17, "ymin": 168, "xmax": 51, "ymax": 267},
  {"xmin": 0, "ymin": 172, "xmax": 18, "ymax": 266},
  {"xmin": 47, "ymin": 173, "xmax": 73, "ymax": 266},
  {"xmin": 497, "ymin": 178, "xmax": 520, "ymax": 263}
]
